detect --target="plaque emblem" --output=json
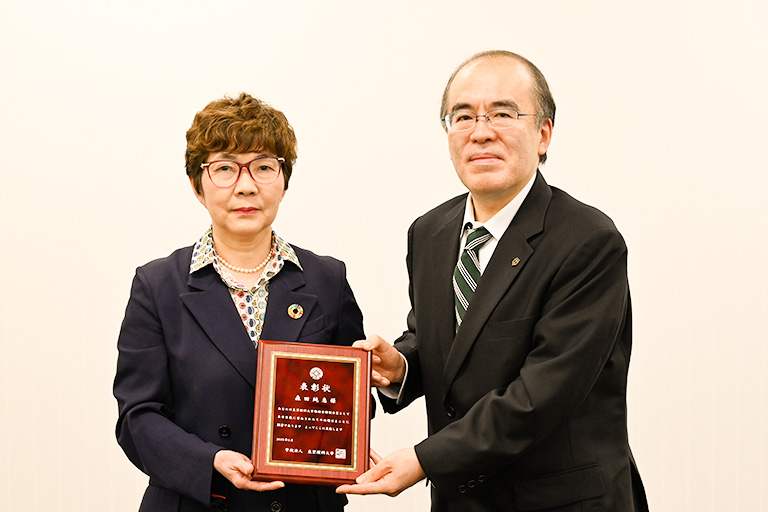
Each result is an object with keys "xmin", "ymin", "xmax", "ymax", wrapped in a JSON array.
[{"xmin": 309, "ymin": 367, "xmax": 324, "ymax": 380}]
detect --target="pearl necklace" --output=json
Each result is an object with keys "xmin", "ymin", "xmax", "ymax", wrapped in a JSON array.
[{"xmin": 217, "ymin": 249, "xmax": 273, "ymax": 274}]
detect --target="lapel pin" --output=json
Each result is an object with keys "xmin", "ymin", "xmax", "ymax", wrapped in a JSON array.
[
  {"xmin": 511, "ymin": 257, "xmax": 521, "ymax": 267},
  {"xmin": 287, "ymin": 303, "xmax": 304, "ymax": 319}
]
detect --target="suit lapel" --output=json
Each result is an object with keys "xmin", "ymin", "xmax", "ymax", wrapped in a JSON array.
[
  {"xmin": 427, "ymin": 200, "xmax": 465, "ymax": 366},
  {"xmin": 443, "ymin": 226, "xmax": 533, "ymax": 389},
  {"xmin": 442, "ymin": 172, "xmax": 552, "ymax": 389},
  {"xmin": 261, "ymin": 263, "xmax": 318, "ymax": 343},
  {"xmin": 181, "ymin": 266, "xmax": 259, "ymax": 388},
  {"xmin": 179, "ymin": 261, "xmax": 318, "ymax": 389}
]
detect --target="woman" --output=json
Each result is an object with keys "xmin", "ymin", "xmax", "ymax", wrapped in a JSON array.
[{"xmin": 114, "ymin": 93, "xmax": 364, "ymax": 512}]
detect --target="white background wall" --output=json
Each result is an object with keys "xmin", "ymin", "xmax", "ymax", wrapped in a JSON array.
[{"xmin": 1, "ymin": 0, "xmax": 766, "ymax": 510}]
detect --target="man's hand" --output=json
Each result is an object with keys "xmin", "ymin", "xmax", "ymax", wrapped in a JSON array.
[
  {"xmin": 336, "ymin": 447, "xmax": 426, "ymax": 497},
  {"xmin": 353, "ymin": 335, "xmax": 406, "ymax": 388},
  {"xmin": 213, "ymin": 450, "xmax": 284, "ymax": 492}
]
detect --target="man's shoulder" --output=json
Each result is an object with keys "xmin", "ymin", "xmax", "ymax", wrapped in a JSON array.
[
  {"xmin": 411, "ymin": 193, "xmax": 467, "ymax": 229},
  {"xmin": 534, "ymin": 185, "xmax": 628, "ymax": 259},
  {"xmin": 547, "ymin": 185, "xmax": 620, "ymax": 234}
]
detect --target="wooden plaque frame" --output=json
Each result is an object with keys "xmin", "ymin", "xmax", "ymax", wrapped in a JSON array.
[{"xmin": 251, "ymin": 340, "xmax": 371, "ymax": 486}]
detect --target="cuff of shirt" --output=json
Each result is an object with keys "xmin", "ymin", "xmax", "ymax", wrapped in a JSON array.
[{"xmin": 377, "ymin": 352, "xmax": 408, "ymax": 404}]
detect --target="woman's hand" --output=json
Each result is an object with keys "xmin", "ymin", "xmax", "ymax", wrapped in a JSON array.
[
  {"xmin": 213, "ymin": 450, "xmax": 284, "ymax": 492},
  {"xmin": 353, "ymin": 335, "xmax": 406, "ymax": 388}
]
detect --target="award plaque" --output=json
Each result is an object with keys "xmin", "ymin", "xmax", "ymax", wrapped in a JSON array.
[{"xmin": 251, "ymin": 340, "xmax": 371, "ymax": 485}]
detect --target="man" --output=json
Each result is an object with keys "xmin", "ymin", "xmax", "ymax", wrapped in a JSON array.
[{"xmin": 337, "ymin": 50, "xmax": 648, "ymax": 511}]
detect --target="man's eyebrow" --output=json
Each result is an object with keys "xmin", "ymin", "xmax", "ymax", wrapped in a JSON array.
[
  {"xmin": 449, "ymin": 102, "xmax": 474, "ymax": 113},
  {"xmin": 490, "ymin": 100, "xmax": 521, "ymax": 110},
  {"xmin": 450, "ymin": 100, "xmax": 521, "ymax": 113}
]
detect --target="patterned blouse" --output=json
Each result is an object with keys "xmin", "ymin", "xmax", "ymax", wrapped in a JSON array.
[{"xmin": 189, "ymin": 227, "xmax": 302, "ymax": 347}]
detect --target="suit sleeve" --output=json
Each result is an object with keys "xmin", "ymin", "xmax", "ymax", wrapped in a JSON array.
[
  {"xmin": 331, "ymin": 260, "xmax": 379, "ymax": 419},
  {"xmin": 113, "ymin": 267, "xmax": 222, "ymax": 506},
  {"xmin": 377, "ymin": 221, "xmax": 425, "ymax": 412},
  {"xmin": 414, "ymin": 226, "xmax": 630, "ymax": 500},
  {"xmin": 333, "ymin": 261, "xmax": 366, "ymax": 347}
]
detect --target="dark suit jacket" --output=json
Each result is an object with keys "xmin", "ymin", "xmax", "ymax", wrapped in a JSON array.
[
  {"xmin": 114, "ymin": 244, "xmax": 364, "ymax": 512},
  {"xmin": 379, "ymin": 172, "xmax": 648, "ymax": 512}
]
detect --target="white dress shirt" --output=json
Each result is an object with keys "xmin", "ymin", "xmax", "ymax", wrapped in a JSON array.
[{"xmin": 458, "ymin": 172, "xmax": 536, "ymax": 273}]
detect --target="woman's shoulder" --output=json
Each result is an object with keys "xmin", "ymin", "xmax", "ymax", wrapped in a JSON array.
[
  {"xmin": 285, "ymin": 245, "xmax": 354, "ymax": 297},
  {"xmin": 287, "ymin": 245, "xmax": 353, "ymax": 286},
  {"xmin": 289, "ymin": 244, "xmax": 346, "ymax": 270},
  {"xmin": 136, "ymin": 245, "xmax": 194, "ymax": 278},
  {"xmin": 125, "ymin": 246, "xmax": 196, "ymax": 305}
]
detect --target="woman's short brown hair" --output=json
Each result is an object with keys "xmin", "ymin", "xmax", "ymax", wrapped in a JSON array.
[{"xmin": 186, "ymin": 93, "xmax": 297, "ymax": 193}]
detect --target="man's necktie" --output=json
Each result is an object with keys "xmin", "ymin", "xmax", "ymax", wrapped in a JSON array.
[{"xmin": 453, "ymin": 226, "xmax": 492, "ymax": 329}]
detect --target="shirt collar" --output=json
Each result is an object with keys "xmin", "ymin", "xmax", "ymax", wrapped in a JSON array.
[
  {"xmin": 461, "ymin": 171, "xmax": 537, "ymax": 239},
  {"xmin": 190, "ymin": 226, "xmax": 302, "ymax": 275}
]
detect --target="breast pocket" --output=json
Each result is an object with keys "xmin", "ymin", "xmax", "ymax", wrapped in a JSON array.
[
  {"xmin": 297, "ymin": 314, "xmax": 331, "ymax": 344},
  {"xmin": 459, "ymin": 317, "xmax": 537, "ymax": 391},
  {"xmin": 479, "ymin": 316, "xmax": 536, "ymax": 340}
]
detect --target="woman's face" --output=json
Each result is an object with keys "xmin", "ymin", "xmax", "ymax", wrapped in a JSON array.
[{"xmin": 194, "ymin": 151, "xmax": 286, "ymax": 243}]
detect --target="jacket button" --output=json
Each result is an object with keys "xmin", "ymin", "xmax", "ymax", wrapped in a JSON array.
[
  {"xmin": 218, "ymin": 426, "xmax": 231, "ymax": 438},
  {"xmin": 468, "ymin": 479, "xmax": 476, "ymax": 488},
  {"xmin": 477, "ymin": 474, "xmax": 487, "ymax": 483},
  {"xmin": 215, "ymin": 502, "xmax": 228, "ymax": 512},
  {"xmin": 445, "ymin": 406, "xmax": 456, "ymax": 418},
  {"xmin": 270, "ymin": 501, "xmax": 283, "ymax": 512},
  {"xmin": 458, "ymin": 484, "xmax": 467, "ymax": 494}
]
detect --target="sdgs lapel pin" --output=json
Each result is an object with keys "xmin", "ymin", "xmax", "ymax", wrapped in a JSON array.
[{"xmin": 287, "ymin": 303, "xmax": 304, "ymax": 319}]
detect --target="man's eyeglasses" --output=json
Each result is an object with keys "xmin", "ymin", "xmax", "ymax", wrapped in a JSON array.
[
  {"xmin": 441, "ymin": 108, "xmax": 537, "ymax": 132},
  {"xmin": 201, "ymin": 156, "xmax": 285, "ymax": 187}
]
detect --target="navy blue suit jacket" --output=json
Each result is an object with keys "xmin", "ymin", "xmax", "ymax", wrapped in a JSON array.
[
  {"xmin": 114, "ymin": 244, "xmax": 364, "ymax": 512},
  {"xmin": 379, "ymin": 173, "xmax": 647, "ymax": 512}
]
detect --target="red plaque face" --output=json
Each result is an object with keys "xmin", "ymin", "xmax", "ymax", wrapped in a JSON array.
[{"xmin": 251, "ymin": 340, "xmax": 371, "ymax": 485}]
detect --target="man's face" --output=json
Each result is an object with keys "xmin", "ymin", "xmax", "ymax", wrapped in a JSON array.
[{"xmin": 446, "ymin": 58, "xmax": 552, "ymax": 211}]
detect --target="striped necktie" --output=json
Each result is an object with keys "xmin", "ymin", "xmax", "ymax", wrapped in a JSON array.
[{"xmin": 453, "ymin": 226, "xmax": 492, "ymax": 328}]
